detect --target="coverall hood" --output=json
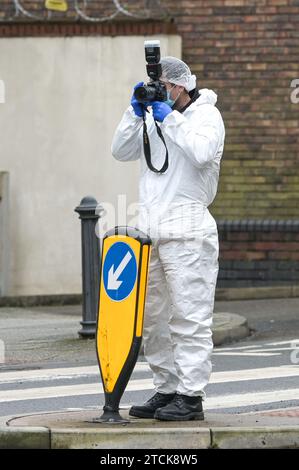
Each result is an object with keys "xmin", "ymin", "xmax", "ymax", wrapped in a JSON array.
[
  {"xmin": 196, "ymin": 88, "xmax": 218, "ymax": 106},
  {"xmin": 179, "ymin": 88, "xmax": 218, "ymax": 115}
]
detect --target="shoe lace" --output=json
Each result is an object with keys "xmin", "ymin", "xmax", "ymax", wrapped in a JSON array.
[
  {"xmin": 173, "ymin": 394, "xmax": 185, "ymax": 407},
  {"xmin": 149, "ymin": 393, "xmax": 168, "ymax": 404},
  {"xmin": 174, "ymin": 394, "xmax": 183, "ymax": 403}
]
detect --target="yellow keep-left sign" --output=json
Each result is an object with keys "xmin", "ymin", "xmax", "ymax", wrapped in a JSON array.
[{"xmin": 96, "ymin": 227, "xmax": 151, "ymax": 398}]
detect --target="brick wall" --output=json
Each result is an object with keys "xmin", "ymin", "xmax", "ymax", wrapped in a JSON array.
[{"xmin": 217, "ymin": 220, "xmax": 299, "ymax": 287}]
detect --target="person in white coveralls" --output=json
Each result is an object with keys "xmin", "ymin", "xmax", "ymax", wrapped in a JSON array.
[{"xmin": 111, "ymin": 56, "xmax": 225, "ymax": 421}]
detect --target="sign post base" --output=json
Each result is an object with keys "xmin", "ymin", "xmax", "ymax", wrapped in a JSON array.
[{"xmin": 92, "ymin": 407, "xmax": 130, "ymax": 424}]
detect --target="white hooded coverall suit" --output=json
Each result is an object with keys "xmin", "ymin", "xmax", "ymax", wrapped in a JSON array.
[{"xmin": 111, "ymin": 88, "xmax": 225, "ymax": 398}]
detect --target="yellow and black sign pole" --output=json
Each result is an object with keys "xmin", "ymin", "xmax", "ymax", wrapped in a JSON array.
[{"xmin": 95, "ymin": 226, "xmax": 151, "ymax": 423}]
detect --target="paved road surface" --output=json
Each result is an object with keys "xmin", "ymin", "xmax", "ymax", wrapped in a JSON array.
[{"xmin": 0, "ymin": 336, "xmax": 298, "ymax": 423}]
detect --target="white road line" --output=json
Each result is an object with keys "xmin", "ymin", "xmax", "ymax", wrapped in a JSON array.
[
  {"xmin": 266, "ymin": 340, "xmax": 299, "ymax": 346},
  {"xmin": 0, "ymin": 363, "xmax": 150, "ymax": 384},
  {"xmin": 210, "ymin": 365, "xmax": 299, "ymax": 383},
  {"xmin": 0, "ymin": 366, "xmax": 100, "ymax": 384},
  {"xmin": 0, "ymin": 365, "xmax": 299, "ymax": 403},
  {"xmin": 205, "ymin": 388, "xmax": 299, "ymax": 410},
  {"xmin": 1, "ymin": 364, "xmax": 298, "ymax": 387},
  {"xmin": 215, "ymin": 340, "xmax": 299, "ymax": 352},
  {"xmin": 0, "ymin": 378, "xmax": 153, "ymax": 403},
  {"xmin": 213, "ymin": 352, "xmax": 281, "ymax": 357},
  {"xmin": 215, "ymin": 345, "xmax": 262, "ymax": 352},
  {"xmin": 243, "ymin": 347, "xmax": 297, "ymax": 353}
]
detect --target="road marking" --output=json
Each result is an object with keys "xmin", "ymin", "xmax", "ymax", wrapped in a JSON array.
[
  {"xmin": 244, "ymin": 347, "xmax": 298, "ymax": 352},
  {"xmin": 215, "ymin": 344, "xmax": 262, "ymax": 351},
  {"xmin": 0, "ymin": 381, "xmax": 298, "ymax": 411},
  {"xmin": 210, "ymin": 365, "xmax": 299, "ymax": 383},
  {"xmin": 1, "ymin": 337, "xmax": 298, "ymax": 384},
  {"xmin": 1, "ymin": 364, "xmax": 298, "ymax": 386},
  {"xmin": 266, "ymin": 339, "xmax": 299, "ymax": 346},
  {"xmin": 0, "ymin": 366, "xmax": 100, "ymax": 384},
  {"xmin": 213, "ymin": 352, "xmax": 281, "ymax": 357},
  {"xmin": 214, "ymin": 343, "xmax": 299, "ymax": 356},
  {"xmin": 205, "ymin": 388, "xmax": 299, "ymax": 410},
  {"xmin": 215, "ymin": 339, "xmax": 299, "ymax": 352},
  {"xmin": 1, "ymin": 365, "xmax": 299, "ymax": 403},
  {"xmin": 0, "ymin": 378, "xmax": 152, "ymax": 403},
  {"xmin": 0, "ymin": 363, "xmax": 150, "ymax": 384}
]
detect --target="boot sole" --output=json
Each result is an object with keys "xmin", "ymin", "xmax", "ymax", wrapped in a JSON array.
[
  {"xmin": 129, "ymin": 409, "xmax": 155, "ymax": 419},
  {"xmin": 154, "ymin": 411, "xmax": 204, "ymax": 421}
]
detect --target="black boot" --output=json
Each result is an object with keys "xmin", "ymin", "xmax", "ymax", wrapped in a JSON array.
[
  {"xmin": 154, "ymin": 393, "xmax": 204, "ymax": 421},
  {"xmin": 129, "ymin": 392, "xmax": 176, "ymax": 419}
]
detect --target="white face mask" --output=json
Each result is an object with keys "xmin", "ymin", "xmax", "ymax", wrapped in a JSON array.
[{"xmin": 164, "ymin": 85, "xmax": 183, "ymax": 108}]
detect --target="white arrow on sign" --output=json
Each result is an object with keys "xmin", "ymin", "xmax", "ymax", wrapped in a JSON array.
[{"xmin": 107, "ymin": 251, "xmax": 133, "ymax": 290}]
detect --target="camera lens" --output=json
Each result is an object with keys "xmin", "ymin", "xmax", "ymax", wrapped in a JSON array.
[{"xmin": 134, "ymin": 85, "xmax": 156, "ymax": 103}]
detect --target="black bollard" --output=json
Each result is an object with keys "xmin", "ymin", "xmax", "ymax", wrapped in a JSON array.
[{"xmin": 74, "ymin": 196, "xmax": 102, "ymax": 338}]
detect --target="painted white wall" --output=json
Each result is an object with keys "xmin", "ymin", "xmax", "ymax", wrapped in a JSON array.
[
  {"xmin": 0, "ymin": 35, "xmax": 181, "ymax": 295},
  {"xmin": 0, "ymin": 172, "xmax": 9, "ymax": 295},
  {"xmin": 0, "ymin": 79, "xmax": 5, "ymax": 104}
]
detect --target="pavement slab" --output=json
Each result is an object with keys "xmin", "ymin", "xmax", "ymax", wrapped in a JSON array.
[{"xmin": 4, "ymin": 409, "xmax": 299, "ymax": 449}]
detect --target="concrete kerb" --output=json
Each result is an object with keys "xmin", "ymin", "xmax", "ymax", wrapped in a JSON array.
[
  {"xmin": 210, "ymin": 426, "xmax": 299, "ymax": 449},
  {"xmin": 0, "ymin": 426, "xmax": 50, "ymax": 449},
  {"xmin": 50, "ymin": 427, "xmax": 211, "ymax": 449},
  {"xmin": 1, "ymin": 424, "xmax": 299, "ymax": 449},
  {"xmin": 212, "ymin": 312, "xmax": 249, "ymax": 346}
]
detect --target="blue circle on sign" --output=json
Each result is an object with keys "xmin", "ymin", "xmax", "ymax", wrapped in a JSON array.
[{"xmin": 103, "ymin": 242, "xmax": 137, "ymax": 302}]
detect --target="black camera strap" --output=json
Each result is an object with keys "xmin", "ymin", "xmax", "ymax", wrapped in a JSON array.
[{"xmin": 142, "ymin": 114, "xmax": 169, "ymax": 174}]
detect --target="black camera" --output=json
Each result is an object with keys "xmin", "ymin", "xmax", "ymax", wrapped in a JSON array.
[{"xmin": 134, "ymin": 40, "xmax": 167, "ymax": 104}]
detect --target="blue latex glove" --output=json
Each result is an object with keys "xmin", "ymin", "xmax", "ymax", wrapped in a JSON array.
[
  {"xmin": 131, "ymin": 82, "xmax": 145, "ymax": 118},
  {"xmin": 151, "ymin": 101, "xmax": 173, "ymax": 122}
]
